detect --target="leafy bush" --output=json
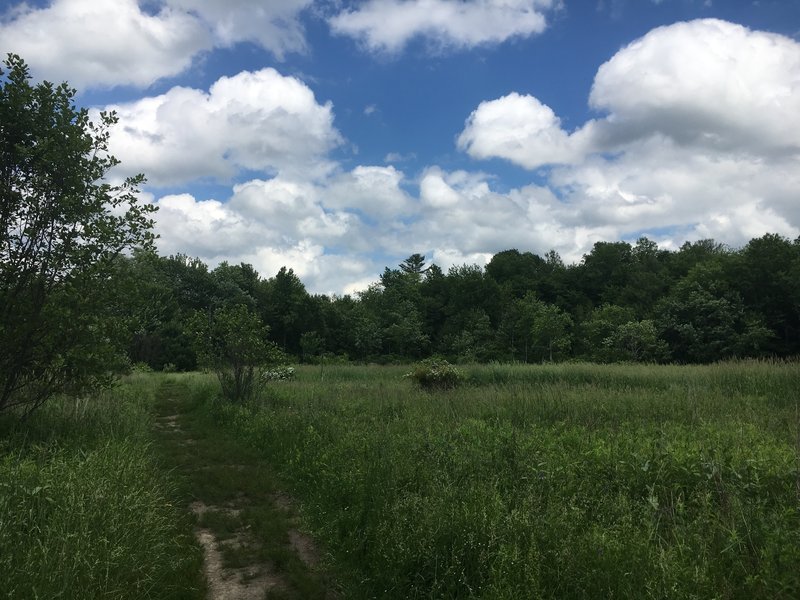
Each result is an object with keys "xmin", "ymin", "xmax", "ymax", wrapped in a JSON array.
[
  {"xmin": 188, "ymin": 305, "xmax": 273, "ymax": 403},
  {"xmin": 261, "ymin": 365, "xmax": 296, "ymax": 382},
  {"xmin": 0, "ymin": 55, "xmax": 155, "ymax": 417},
  {"xmin": 406, "ymin": 358, "xmax": 464, "ymax": 390}
]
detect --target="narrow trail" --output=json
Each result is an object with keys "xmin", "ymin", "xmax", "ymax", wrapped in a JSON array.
[{"xmin": 153, "ymin": 379, "xmax": 335, "ymax": 600}]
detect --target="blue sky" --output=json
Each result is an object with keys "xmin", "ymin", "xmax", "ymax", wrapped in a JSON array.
[{"xmin": 2, "ymin": 0, "xmax": 799, "ymax": 293}]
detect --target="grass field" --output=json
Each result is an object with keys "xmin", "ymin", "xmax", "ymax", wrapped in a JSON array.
[
  {"xmin": 0, "ymin": 373, "xmax": 205, "ymax": 599},
  {"xmin": 1, "ymin": 361, "xmax": 798, "ymax": 599},
  {"xmin": 208, "ymin": 361, "xmax": 800, "ymax": 599}
]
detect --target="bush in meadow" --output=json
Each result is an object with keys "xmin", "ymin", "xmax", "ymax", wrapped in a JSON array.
[{"xmin": 406, "ymin": 358, "xmax": 464, "ymax": 390}]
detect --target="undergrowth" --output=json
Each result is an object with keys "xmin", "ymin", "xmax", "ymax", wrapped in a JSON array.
[
  {"xmin": 0, "ymin": 373, "xmax": 205, "ymax": 599},
  {"xmin": 202, "ymin": 360, "xmax": 800, "ymax": 599}
]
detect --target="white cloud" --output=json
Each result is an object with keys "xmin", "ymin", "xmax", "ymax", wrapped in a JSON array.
[
  {"xmin": 460, "ymin": 19, "xmax": 800, "ymax": 166},
  {"xmin": 148, "ymin": 165, "xmax": 589, "ymax": 294},
  {"xmin": 229, "ymin": 179, "xmax": 353, "ymax": 244},
  {"xmin": 588, "ymin": 19, "xmax": 800, "ymax": 155},
  {"xmin": 430, "ymin": 248, "xmax": 494, "ymax": 271},
  {"xmin": 325, "ymin": 165, "xmax": 414, "ymax": 218},
  {"xmin": 384, "ymin": 151, "xmax": 417, "ymax": 163},
  {"xmin": 149, "ymin": 169, "xmax": 410, "ymax": 294},
  {"xmin": 420, "ymin": 167, "xmax": 463, "ymax": 208},
  {"xmin": 457, "ymin": 18, "xmax": 800, "ymax": 256},
  {"xmin": 549, "ymin": 139, "xmax": 800, "ymax": 248},
  {"xmin": 150, "ymin": 176, "xmax": 371, "ymax": 294},
  {"xmin": 153, "ymin": 193, "xmax": 261, "ymax": 257},
  {"xmin": 0, "ymin": 0, "xmax": 313, "ymax": 89},
  {"xmin": 411, "ymin": 169, "xmax": 599, "ymax": 264},
  {"xmin": 101, "ymin": 69, "xmax": 341, "ymax": 185},
  {"xmin": 0, "ymin": 0, "xmax": 210, "ymax": 88},
  {"xmin": 458, "ymin": 92, "xmax": 588, "ymax": 168},
  {"xmin": 329, "ymin": 0, "xmax": 557, "ymax": 53},
  {"xmin": 147, "ymin": 153, "xmax": 794, "ymax": 296},
  {"xmin": 166, "ymin": 0, "xmax": 312, "ymax": 59}
]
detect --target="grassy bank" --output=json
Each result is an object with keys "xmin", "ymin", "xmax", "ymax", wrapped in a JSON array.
[
  {"xmin": 206, "ymin": 361, "xmax": 800, "ymax": 599},
  {"xmin": 0, "ymin": 373, "xmax": 205, "ymax": 599}
]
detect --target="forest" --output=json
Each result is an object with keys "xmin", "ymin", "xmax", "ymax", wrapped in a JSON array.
[{"xmin": 117, "ymin": 232, "xmax": 800, "ymax": 371}]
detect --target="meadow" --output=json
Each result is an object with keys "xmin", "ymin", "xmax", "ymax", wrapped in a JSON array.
[
  {"xmin": 213, "ymin": 361, "xmax": 800, "ymax": 599},
  {"xmin": 0, "ymin": 373, "xmax": 205, "ymax": 599},
  {"xmin": 1, "ymin": 361, "xmax": 798, "ymax": 599}
]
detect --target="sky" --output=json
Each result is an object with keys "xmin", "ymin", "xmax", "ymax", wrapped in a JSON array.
[{"xmin": 2, "ymin": 0, "xmax": 799, "ymax": 294}]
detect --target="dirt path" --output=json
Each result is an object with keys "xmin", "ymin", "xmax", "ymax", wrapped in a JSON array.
[
  {"xmin": 153, "ymin": 381, "xmax": 335, "ymax": 600},
  {"xmin": 189, "ymin": 498, "xmax": 284, "ymax": 599}
]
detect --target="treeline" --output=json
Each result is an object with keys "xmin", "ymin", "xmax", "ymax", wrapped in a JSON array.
[{"xmin": 115, "ymin": 233, "xmax": 800, "ymax": 369}]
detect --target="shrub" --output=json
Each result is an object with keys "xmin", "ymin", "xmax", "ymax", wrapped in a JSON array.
[
  {"xmin": 406, "ymin": 358, "xmax": 464, "ymax": 391},
  {"xmin": 188, "ymin": 305, "xmax": 273, "ymax": 403},
  {"xmin": 261, "ymin": 365, "xmax": 296, "ymax": 382}
]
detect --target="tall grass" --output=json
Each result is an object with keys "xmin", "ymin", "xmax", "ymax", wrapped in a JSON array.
[
  {"xmin": 0, "ymin": 373, "xmax": 204, "ymax": 599},
  {"xmin": 200, "ymin": 361, "xmax": 800, "ymax": 599}
]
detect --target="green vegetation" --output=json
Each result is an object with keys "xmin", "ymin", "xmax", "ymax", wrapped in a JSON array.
[
  {"xmin": 407, "ymin": 357, "xmax": 465, "ymax": 390},
  {"xmin": 189, "ymin": 303, "xmax": 282, "ymax": 403},
  {"xmin": 0, "ymin": 374, "xmax": 204, "ymax": 599},
  {"xmin": 109, "ymin": 234, "xmax": 800, "ymax": 372},
  {"xmin": 2, "ymin": 52, "xmax": 800, "ymax": 600},
  {"xmin": 152, "ymin": 375, "xmax": 333, "ymax": 598},
  {"xmin": 0, "ymin": 54, "xmax": 155, "ymax": 416},
  {"xmin": 193, "ymin": 361, "xmax": 800, "ymax": 599}
]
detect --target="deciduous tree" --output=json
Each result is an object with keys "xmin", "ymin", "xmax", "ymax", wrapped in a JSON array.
[{"xmin": 0, "ymin": 55, "xmax": 156, "ymax": 415}]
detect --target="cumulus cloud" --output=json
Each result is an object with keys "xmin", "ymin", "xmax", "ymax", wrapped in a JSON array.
[
  {"xmin": 101, "ymin": 69, "xmax": 341, "ymax": 185},
  {"xmin": 420, "ymin": 168, "xmax": 464, "ymax": 208},
  {"xmin": 457, "ymin": 18, "xmax": 800, "ymax": 254},
  {"xmin": 166, "ymin": 0, "xmax": 312, "ymax": 59},
  {"xmin": 153, "ymin": 194, "xmax": 262, "ymax": 257},
  {"xmin": 149, "ymin": 163, "xmax": 592, "ymax": 294},
  {"xmin": 460, "ymin": 19, "xmax": 800, "ymax": 165},
  {"xmin": 325, "ymin": 166, "xmax": 414, "ymax": 219},
  {"xmin": 458, "ymin": 93, "xmax": 589, "ymax": 168},
  {"xmin": 150, "ymin": 175, "xmax": 368, "ymax": 293},
  {"xmin": 0, "ymin": 0, "xmax": 312, "ymax": 89},
  {"xmin": 0, "ymin": 0, "xmax": 210, "ymax": 88},
  {"xmin": 149, "ymin": 166, "xmax": 415, "ymax": 294},
  {"xmin": 549, "ymin": 139, "xmax": 800, "ymax": 247},
  {"xmin": 588, "ymin": 19, "xmax": 800, "ymax": 155},
  {"xmin": 329, "ymin": 0, "xmax": 557, "ymax": 53},
  {"xmin": 411, "ymin": 168, "xmax": 593, "ymax": 263}
]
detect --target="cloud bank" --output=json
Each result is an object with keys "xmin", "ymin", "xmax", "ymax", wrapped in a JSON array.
[
  {"xmin": 0, "ymin": 0, "xmax": 209, "ymax": 88},
  {"xmin": 458, "ymin": 19, "xmax": 800, "ymax": 252},
  {"xmin": 82, "ymin": 18, "xmax": 800, "ymax": 293},
  {"xmin": 0, "ymin": 0, "xmax": 556, "ymax": 89}
]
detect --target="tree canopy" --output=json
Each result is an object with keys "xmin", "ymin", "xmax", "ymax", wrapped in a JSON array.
[
  {"xmin": 106, "ymin": 237, "xmax": 800, "ymax": 371},
  {"xmin": 0, "ymin": 54, "xmax": 156, "ymax": 415}
]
